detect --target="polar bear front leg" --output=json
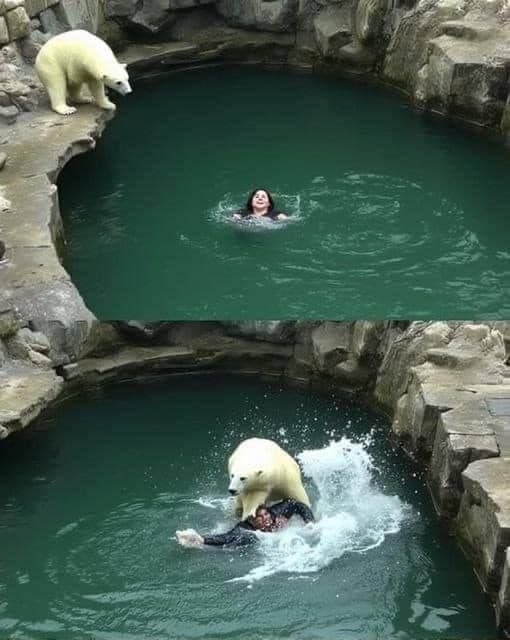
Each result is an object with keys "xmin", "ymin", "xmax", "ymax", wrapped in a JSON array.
[
  {"xmin": 42, "ymin": 69, "xmax": 76, "ymax": 115},
  {"xmin": 88, "ymin": 79, "xmax": 116, "ymax": 111}
]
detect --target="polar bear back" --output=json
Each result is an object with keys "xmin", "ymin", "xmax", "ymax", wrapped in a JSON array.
[{"xmin": 35, "ymin": 29, "xmax": 119, "ymax": 83}]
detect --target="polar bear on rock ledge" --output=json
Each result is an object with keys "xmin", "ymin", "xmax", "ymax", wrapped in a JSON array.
[
  {"xmin": 228, "ymin": 437, "xmax": 311, "ymax": 520},
  {"xmin": 35, "ymin": 29, "xmax": 132, "ymax": 116}
]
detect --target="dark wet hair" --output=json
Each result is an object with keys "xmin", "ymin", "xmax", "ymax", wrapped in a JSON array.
[{"xmin": 245, "ymin": 188, "xmax": 275, "ymax": 213}]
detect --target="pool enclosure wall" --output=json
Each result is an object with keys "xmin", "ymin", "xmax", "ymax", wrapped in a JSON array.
[{"xmin": 0, "ymin": 318, "xmax": 509, "ymax": 633}]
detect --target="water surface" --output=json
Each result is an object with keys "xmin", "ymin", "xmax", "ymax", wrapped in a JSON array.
[
  {"xmin": 0, "ymin": 376, "xmax": 495, "ymax": 639},
  {"xmin": 59, "ymin": 66, "xmax": 510, "ymax": 317}
]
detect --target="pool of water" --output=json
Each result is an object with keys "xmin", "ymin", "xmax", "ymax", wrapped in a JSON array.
[
  {"xmin": 58, "ymin": 65, "xmax": 510, "ymax": 318},
  {"xmin": 0, "ymin": 376, "xmax": 495, "ymax": 639}
]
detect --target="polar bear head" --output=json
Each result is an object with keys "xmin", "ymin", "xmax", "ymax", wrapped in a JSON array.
[
  {"xmin": 102, "ymin": 63, "xmax": 132, "ymax": 96},
  {"xmin": 228, "ymin": 464, "xmax": 265, "ymax": 496}
]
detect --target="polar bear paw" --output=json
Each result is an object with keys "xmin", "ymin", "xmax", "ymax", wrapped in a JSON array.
[
  {"xmin": 98, "ymin": 99, "xmax": 116, "ymax": 111},
  {"xmin": 55, "ymin": 104, "xmax": 77, "ymax": 115}
]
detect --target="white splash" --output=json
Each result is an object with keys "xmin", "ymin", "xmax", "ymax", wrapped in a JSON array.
[{"xmin": 231, "ymin": 438, "xmax": 409, "ymax": 583}]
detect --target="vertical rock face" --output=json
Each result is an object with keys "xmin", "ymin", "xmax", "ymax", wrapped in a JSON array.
[
  {"xmin": 217, "ymin": 0, "xmax": 299, "ymax": 32},
  {"xmin": 457, "ymin": 458, "xmax": 510, "ymax": 595}
]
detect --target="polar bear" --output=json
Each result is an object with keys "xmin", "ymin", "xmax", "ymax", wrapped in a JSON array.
[
  {"xmin": 35, "ymin": 29, "xmax": 132, "ymax": 116},
  {"xmin": 228, "ymin": 437, "xmax": 311, "ymax": 520}
]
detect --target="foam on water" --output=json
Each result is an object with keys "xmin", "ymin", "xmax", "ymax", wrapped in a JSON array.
[{"xmin": 230, "ymin": 438, "xmax": 410, "ymax": 583}]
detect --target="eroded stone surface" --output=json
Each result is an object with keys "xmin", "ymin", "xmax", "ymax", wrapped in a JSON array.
[
  {"xmin": 0, "ymin": 363, "xmax": 63, "ymax": 434},
  {"xmin": 457, "ymin": 457, "xmax": 510, "ymax": 595}
]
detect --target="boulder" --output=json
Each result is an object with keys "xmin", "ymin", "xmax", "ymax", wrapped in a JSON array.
[
  {"xmin": 5, "ymin": 6, "xmax": 30, "ymax": 39},
  {"xmin": 430, "ymin": 398, "xmax": 500, "ymax": 516},
  {"xmin": 0, "ymin": 309, "xmax": 20, "ymax": 338},
  {"xmin": 217, "ymin": 0, "xmax": 299, "ymax": 32},
  {"xmin": 313, "ymin": 5, "xmax": 352, "ymax": 56},
  {"xmin": 310, "ymin": 321, "xmax": 353, "ymax": 372},
  {"xmin": 457, "ymin": 457, "xmax": 510, "ymax": 595},
  {"xmin": 0, "ymin": 366, "xmax": 63, "ymax": 435},
  {"xmin": 223, "ymin": 321, "xmax": 296, "ymax": 343}
]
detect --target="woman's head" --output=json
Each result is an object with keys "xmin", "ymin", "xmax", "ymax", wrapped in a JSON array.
[
  {"xmin": 251, "ymin": 506, "xmax": 274, "ymax": 531},
  {"xmin": 245, "ymin": 189, "xmax": 275, "ymax": 213}
]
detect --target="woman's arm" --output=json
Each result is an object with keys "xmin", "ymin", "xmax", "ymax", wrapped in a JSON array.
[{"xmin": 202, "ymin": 523, "xmax": 258, "ymax": 548}]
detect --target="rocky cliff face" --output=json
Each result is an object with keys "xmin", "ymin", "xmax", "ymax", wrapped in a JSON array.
[{"xmin": 4, "ymin": 0, "xmax": 510, "ymax": 137}]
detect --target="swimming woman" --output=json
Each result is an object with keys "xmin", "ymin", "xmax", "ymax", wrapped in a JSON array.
[
  {"xmin": 233, "ymin": 189, "xmax": 288, "ymax": 221},
  {"xmin": 176, "ymin": 499, "xmax": 314, "ymax": 549}
]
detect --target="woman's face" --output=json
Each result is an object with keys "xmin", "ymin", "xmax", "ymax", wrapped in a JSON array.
[
  {"xmin": 251, "ymin": 190, "xmax": 270, "ymax": 210},
  {"xmin": 252, "ymin": 507, "xmax": 273, "ymax": 531}
]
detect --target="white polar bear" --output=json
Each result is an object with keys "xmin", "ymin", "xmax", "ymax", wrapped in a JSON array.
[
  {"xmin": 35, "ymin": 29, "xmax": 132, "ymax": 116},
  {"xmin": 228, "ymin": 437, "xmax": 311, "ymax": 520}
]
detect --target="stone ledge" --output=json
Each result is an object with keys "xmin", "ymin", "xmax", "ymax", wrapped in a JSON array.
[
  {"xmin": 0, "ymin": 363, "xmax": 63, "ymax": 436},
  {"xmin": 0, "ymin": 104, "xmax": 112, "ymax": 353},
  {"xmin": 63, "ymin": 345, "xmax": 197, "ymax": 381},
  {"xmin": 61, "ymin": 340, "xmax": 294, "ymax": 385},
  {"xmin": 457, "ymin": 457, "xmax": 510, "ymax": 595}
]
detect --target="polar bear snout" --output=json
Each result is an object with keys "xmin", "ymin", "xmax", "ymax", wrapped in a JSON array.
[
  {"xmin": 229, "ymin": 489, "xmax": 239, "ymax": 496},
  {"xmin": 118, "ymin": 80, "xmax": 132, "ymax": 96},
  {"xmin": 107, "ymin": 79, "xmax": 131, "ymax": 96}
]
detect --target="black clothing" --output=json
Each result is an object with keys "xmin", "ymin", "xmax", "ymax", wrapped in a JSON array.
[
  {"xmin": 235, "ymin": 208, "xmax": 282, "ymax": 220},
  {"xmin": 202, "ymin": 499, "xmax": 314, "ymax": 549}
]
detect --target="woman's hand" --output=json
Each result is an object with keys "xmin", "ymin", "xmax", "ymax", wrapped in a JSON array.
[
  {"xmin": 232, "ymin": 213, "xmax": 241, "ymax": 220},
  {"xmin": 176, "ymin": 528, "xmax": 204, "ymax": 548},
  {"xmin": 276, "ymin": 213, "xmax": 288, "ymax": 220}
]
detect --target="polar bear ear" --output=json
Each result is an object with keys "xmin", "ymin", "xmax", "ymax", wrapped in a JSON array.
[{"xmin": 257, "ymin": 470, "xmax": 263, "ymax": 476}]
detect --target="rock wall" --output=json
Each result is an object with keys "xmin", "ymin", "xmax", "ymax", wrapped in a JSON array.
[
  {"xmin": 5, "ymin": 0, "xmax": 510, "ymax": 135},
  {"xmin": 1, "ymin": 319, "xmax": 510, "ymax": 630}
]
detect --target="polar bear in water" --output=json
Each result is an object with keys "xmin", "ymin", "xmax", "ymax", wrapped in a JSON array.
[
  {"xmin": 228, "ymin": 437, "xmax": 311, "ymax": 519},
  {"xmin": 35, "ymin": 29, "xmax": 131, "ymax": 115}
]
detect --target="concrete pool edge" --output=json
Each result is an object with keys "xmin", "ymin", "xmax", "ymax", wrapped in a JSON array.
[{"xmin": 1, "ymin": 319, "xmax": 510, "ymax": 633}]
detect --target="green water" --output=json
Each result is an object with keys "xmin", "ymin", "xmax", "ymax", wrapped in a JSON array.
[
  {"xmin": 0, "ymin": 376, "xmax": 495, "ymax": 639},
  {"xmin": 58, "ymin": 66, "xmax": 510, "ymax": 318}
]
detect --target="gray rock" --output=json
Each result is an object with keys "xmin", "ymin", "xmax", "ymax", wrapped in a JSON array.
[
  {"xmin": 0, "ymin": 365, "xmax": 63, "ymax": 434},
  {"xmin": 353, "ymin": 0, "xmax": 388, "ymax": 43},
  {"xmin": 0, "ymin": 104, "xmax": 19, "ymax": 123},
  {"xmin": 103, "ymin": 0, "xmax": 137, "ymax": 19},
  {"xmin": 5, "ymin": 327, "xmax": 52, "ymax": 366},
  {"xmin": 457, "ymin": 457, "xmax": 510, "ymax": 595},
  {"xmin": 17, "ymin": 327, "xmax": 50, "ymax": 352},
  {"xmin": 224, "ymin": 321, "xmax": 296, "ymax": 344},
  {"xmin": 168, "ymin": 0, "xmax": 215, "ymax": 7},
  {"xmin": 0, "ymin": 15, "xmax": 8, "ymax": 42},
  {"xmin": 497, "ymin": 549, "xmax": 510, "ymax": 633},
  {"xmin": 5, "ymin": 6, "xmax": 30, "ymax": 39},
  {"xmin": 217, "ymin": 0, "xmax": 299, "ymax": 32},
  {"xmin": 24, "ymin": 0, "xmax": 46, "ymax": 17},
  {"xmin": 0, "ymin": 309, "xmax": 20, "ymax": 337},
  {"xmin": 130, "ymin": 0, "xmax": 176, "ymax": 33},
  {"xmin": 169, "ymin": 5, "xmax": 224, "ymax": 40},
  {"xmin": 313, "ymin": 5, "xmax": 352, "ymax": 57},
  {"xmin": 4, "ymin": 0, "xmax": 25, "ymax": 10},
  {"xmin": 375, "ymin": 321, "xmax": 453, "ymax": 411},
  {"xmin": 351, "ymin": 321, "xmax": 386, "ymax": 359},
  {"xmin": 30, "ymin": 319, "xmax": 95, "ymax": 365},
  {"xmin": 430, "ymin": 398, "xmax": 500, "ymax": 516},
  {"xmin": 311, "ymin": 321, "xmax": 352, "ymax": 372},
  {"xmin": 38, "ymin": 0, "xmax": 100, "ymax": 33}
]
